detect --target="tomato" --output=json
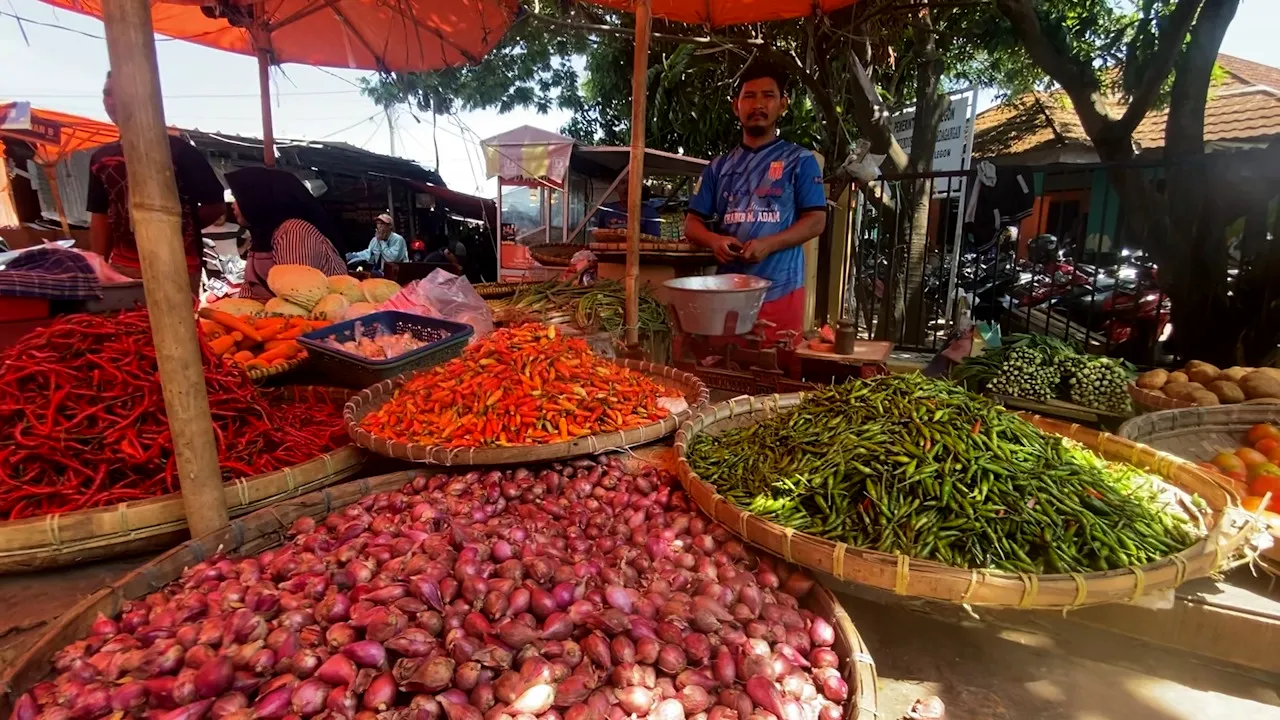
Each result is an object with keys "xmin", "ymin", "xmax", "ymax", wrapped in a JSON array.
[
  {"xmin": 1248, "ymin": 473, "xmax": 1280, "ymax": 501},
  {"xmin": 1242, "ymin": 495, "xmax": 1268, "ymax": 512},
  {"xmin": 1241, "ymin": 496, "xmax": 1280, "ymax": 524},
  {"xmin": 1247, "ymin": 423, "xmax": 1280, "ymax": 447},
  {"xmin": 1213, "ymin": 452, "xmax": 1247, "ymax": 474},
  {"xmin": 1251, "ymin": 462, "xmax": 1280, "ymax": 479},
  {"xmin": 1255, "ymin": 438, "xmax": 1280, "ymax": 456},
  {"xmin": 1268, "ymin": 446, "xmax": 1280, "ymax": 466},
  {"xmin": 1236, "ymin": 447, "xmax": 1270, "ymax": 468}
]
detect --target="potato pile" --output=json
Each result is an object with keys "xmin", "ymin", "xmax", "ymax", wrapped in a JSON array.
[{"xmin": 1136, "ymin": 361, "xmax": 1280, "ymax": 406}]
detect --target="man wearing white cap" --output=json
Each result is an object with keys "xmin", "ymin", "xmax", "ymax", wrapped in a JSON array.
[{"xmin": 346, "ymin": 212, "xmax": 408, "ymax": 273}]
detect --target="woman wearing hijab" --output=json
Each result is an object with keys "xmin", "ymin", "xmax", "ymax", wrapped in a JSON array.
[{"xmin": 226, "ymin": 167, "xmax": 346, "ymax": 301}]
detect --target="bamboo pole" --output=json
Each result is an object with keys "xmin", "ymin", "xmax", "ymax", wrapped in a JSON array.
[
  {"xmin": 624, "ymin": 0, "xmax": 651, "ymax": 348},
  {"xmin": 101, "ymin": 0, "xmax": 230, "ymax": 537},
  {"xmin": 42, "ymin": 164, "xmax": 72, "ymax": 237},
  {"xmin": 257, "ymin": 45, "xmax": 276, "ymax": 168}
]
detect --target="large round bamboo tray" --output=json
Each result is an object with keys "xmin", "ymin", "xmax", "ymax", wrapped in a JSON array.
[
  {"xmin": 674, "ymin": 393, "xmax": 1255, "ymax": 608},
  {"xmin": 0, "ymin": 386, "xmax": 364, "ymax": 574},
  {"xmin": 1119, "ymin": 404, "xmax": 1280, "ymax": 571},
  {"xmin": 0, "ymin": 446, "xmax": 364, "ymax": 574},
  {"xmin": 1117, "ymin": 404, "xmax": 1280, "ymax": 464},
  {"xmin": 345, "ymin": 359, "xmax": 708, "ymax": 465},
  {"xmin": 0, "ymin": 467, "xmax": 878, "ymax": 720}
]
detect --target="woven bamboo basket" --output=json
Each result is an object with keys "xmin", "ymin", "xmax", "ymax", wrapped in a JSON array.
[
  {"xmin": 0, "ymin": 467, "xmax": 879, "ymax": 720},
  {"xmin": 243, "ymin": 351, "xmax": 308, "ymax": 383},
  {"xmin": 0, "ymin": 387, "xmax": 364, "ymax": 574},
  {"xmin": 1128, "ymin": 382, "xmax": 1280, "ymax": 414},
  {"xmin": 1118, "ymin": 404, "xmax": 1280, "ymax": 570},
  {"xmin": 344, "ymin": 360, "xmax": 709, "ymax": 465},
  {"xmin": 475, "ymin": 281, "xmax": 534, "ymax": 300},
  {"xmin": 1117, "ymin": 404, "xmax": 1280, "ymax": 464},
  {"xmin": 1127, "ymin": 382, "xmax": 1196, "ymax": 412},
  {"xmin": 674, "ymin": 393, "xmax": 1256, "ymax": 609},
  {"xmin": 0, "ymin": 446, "xmax": 364, "ymax": 574},
  {"xmin": 529, "ymin": 244, "xmax": 583, "ymax": 267}
]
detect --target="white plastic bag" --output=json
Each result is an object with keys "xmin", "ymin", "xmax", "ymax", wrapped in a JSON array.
[{"xmin": 380, "ymin": 269, "xmax": 494, "ymax": 340}]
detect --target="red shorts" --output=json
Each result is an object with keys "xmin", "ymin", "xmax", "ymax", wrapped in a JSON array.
[{"xmin": 756, "ymin": 288, "xmax": 806, "ymax": 346}]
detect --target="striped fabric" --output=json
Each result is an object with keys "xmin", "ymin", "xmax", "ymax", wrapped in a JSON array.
[
  {"xmin": 239, "ymin": 219, "xmax": 345, "ymax": 300},
  {"xmin": 0, "ymin": 246, "xmax": 101, "ymax": 300},
  {"xmin": 273, "ymin": 219, "xmax": 346, "ymax": 274}
]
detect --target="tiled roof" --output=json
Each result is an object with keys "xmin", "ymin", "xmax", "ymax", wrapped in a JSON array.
[{"xmin": 973, "ymin": 54, "xmax": 1280, "ymax": 158}]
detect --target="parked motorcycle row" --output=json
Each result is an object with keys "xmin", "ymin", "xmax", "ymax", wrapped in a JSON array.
[{"xmin": 854, "ymin": 230, "xmax": 1172, "ymax": 362}]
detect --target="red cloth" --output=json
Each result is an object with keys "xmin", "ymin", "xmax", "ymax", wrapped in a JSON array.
[{"xmin": 757, "ymin": 287, "xmax": 806, "ymax": 345}]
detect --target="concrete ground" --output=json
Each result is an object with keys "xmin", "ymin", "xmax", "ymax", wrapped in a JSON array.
[
  {"xmin": 3, "ymin": 557, "xmax": 1280, "ymax": 719},
  {"xmin": 835, "ymin": 586, "xmax": 1280, "ymax": 719}
]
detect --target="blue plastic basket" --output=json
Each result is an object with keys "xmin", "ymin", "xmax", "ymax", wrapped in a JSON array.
[{"xmin": 298, "ymin": 311, "xmax": 474, "ymax": 389}]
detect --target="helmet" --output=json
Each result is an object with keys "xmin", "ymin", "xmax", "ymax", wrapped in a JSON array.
[{"xmin": 410, "ymin": 240, "xmax": 426, "ymax": 251}]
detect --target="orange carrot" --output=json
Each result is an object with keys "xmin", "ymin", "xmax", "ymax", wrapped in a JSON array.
[
  {"xmin": 254, "ymin": 317, "xmax": 288, "ymax": 341},
  {"xmin": 208, "ymin": 334, "xmax": 237, "ymax": 356},
  {"xmin": 198, "ymin": 319, "xmax": 227, "ymax": 338},
  {"xmin": 198, "ymin": 308, "xmax": 264, "ymax": 342},
  {"xmin": 256, "ymin": 341, "xmax": 302, "ymax": 364},
  {"xmin": 232, "ymin": 350, "xmax": 256, "ymax": 364}
]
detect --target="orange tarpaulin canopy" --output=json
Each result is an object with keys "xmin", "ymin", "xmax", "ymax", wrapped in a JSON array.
[
  {"xmin": 0, "ymin": 102, "xmax": 119, "ymax": 165},
  {"xmin": 587, "ymin": 0, "xmax": 859, "ymax": 26},
  {"xmin": 40, "ymin": 0, "xmax": 520, "ymax": 71}
]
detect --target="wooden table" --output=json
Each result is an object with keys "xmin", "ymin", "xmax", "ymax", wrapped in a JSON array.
[{"xmin": 787, "ymin": 339, "xmax": 893, "ymax": 383}]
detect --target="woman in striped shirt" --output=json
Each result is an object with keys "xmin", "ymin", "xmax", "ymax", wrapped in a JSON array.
[{"xmin": 225, "ymin": 167, "xmax": 347, "ymax": 301}]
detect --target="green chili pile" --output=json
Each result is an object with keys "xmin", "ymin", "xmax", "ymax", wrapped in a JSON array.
[{"xmin": 687, "ymin": 374, "xmax": 1201, "ymax": 573}]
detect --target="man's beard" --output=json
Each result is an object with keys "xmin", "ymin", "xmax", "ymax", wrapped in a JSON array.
[{"xmin": 743, "ymin": 123, "xmax": 771, "ymax": 137}]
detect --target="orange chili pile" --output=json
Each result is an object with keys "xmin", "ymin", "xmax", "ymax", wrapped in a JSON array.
[{"xmin": 360, "ymin": 323, "xmax": 679, "ymax": 447}]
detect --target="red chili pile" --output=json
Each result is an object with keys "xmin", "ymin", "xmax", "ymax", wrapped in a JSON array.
[
  {"xmin": 0, "ymin": 310, "xmax": 347, "ymax": 519},
  {"xmin": 14, "ymin": 460, "xmax": 851, "ymax": 720}
]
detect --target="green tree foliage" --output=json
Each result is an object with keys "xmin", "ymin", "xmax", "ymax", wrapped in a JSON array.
[{"xmin": 999, "ymin": 0, "xmax": 1280, "ymax": 366}]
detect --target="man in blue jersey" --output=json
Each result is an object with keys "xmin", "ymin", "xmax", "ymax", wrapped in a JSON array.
[{"xmin": 685, "ymin": 62, "xmax": 827, "ymax": 343}]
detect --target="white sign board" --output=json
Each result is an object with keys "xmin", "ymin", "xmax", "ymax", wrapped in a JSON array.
[{"xmin": 890, "ymin": 94, "xmax": 970, "ymax": 175}]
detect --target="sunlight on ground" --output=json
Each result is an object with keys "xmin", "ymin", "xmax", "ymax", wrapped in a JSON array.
[
  {"xmin": 997, "ymin": 627, "xmax": 1058, "ymax": 650},
  {"xmin": 1024, "ymin": 679, "xmax": 1066, "ymax": 703}
]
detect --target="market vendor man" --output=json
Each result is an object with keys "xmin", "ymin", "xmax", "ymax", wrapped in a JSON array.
[
  {"xmin": 346, "ymin": 213, "xmax": 408, "ymax": 273},
  {"xmin": 685, "ymin": 62, "xmax": 827, "ymax": 342}
]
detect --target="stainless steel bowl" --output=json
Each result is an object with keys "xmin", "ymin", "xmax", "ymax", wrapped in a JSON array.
[{"xmin": 662, "ymin": 274, "xmax": 772, "ymax": 336}]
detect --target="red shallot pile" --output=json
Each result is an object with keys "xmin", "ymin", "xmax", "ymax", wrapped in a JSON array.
[{"xmin": 12, "ymin": 458, "xmax": 851, "ymax": 720}]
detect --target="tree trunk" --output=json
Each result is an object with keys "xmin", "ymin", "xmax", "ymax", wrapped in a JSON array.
[
  {"xmin": 897, "ymin": 12, "xmax": 948, "ymax": 346},
  {"xmin": 1154, "ymin": 0, "xmax": 1240, "ymax": 365}
]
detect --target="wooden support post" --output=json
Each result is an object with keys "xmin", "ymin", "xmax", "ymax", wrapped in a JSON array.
[
  {"xmin": 42, "ymin": 164, "xmax": 72, "ymax": 237},
  {"xmin": 257, "ymin": 42, "xmax": 276, "ymax": 168},
  {"xmin": 624, "ymin": 0, "xmax": 651, "ymax": 348},
  {"xmin": 101, "ymin": 0, "xmax": 230, "ymax": 537}
]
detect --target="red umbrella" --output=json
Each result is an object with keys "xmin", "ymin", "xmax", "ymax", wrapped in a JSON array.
[{"xmin": 41, "ymin": 0, "xmax": 520, "ymax": 163}]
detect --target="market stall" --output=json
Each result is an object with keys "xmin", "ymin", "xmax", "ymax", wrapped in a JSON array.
[
  {"xmin": 0, "ymin": 102, "xmax": 119, "ymax": 237},
  {"xmin": 481, "ymin": 127, "xmax": 711, "ymax": 285}
]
